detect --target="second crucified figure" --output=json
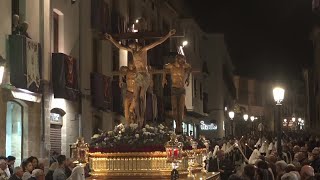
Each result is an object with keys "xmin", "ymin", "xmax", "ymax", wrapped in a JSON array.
[{"xmin": 105, "ymin": 29, "xmax": 176, "ymax": 127}]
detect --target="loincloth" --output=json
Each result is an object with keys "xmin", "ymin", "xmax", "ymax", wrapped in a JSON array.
[
  {"xmin": 171, "ymin": 87, "xmax": 185, "ymax": 96},
  {"xmin": 126, "ymin": 91, "xmax": 134, "ymax": 101},
  {"xmin": 135, "ymin": 72, "xmax": 151, "ymax": 88}
]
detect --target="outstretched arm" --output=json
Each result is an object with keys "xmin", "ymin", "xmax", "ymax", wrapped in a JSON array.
[
  {"xmin": 105, "ymin": 33, "xmax": 132, "ymax": 52},
  {"xmin": 142, "ymin": 29, "xmax": 176, "ymax": 51}
]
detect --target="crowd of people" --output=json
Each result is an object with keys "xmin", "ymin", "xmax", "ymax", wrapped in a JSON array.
[
  {"xmin": 0, "ymin": 152, "xmax": 86, "ymax": 180},
  {"xmin": 207, "ymin": 131, "xmax": 320, "ymax": 180}
]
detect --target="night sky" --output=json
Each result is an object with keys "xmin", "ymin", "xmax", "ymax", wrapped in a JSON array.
[{"xmin": 187, "ymin": 0, "xmax": 316, "ymax": 80}]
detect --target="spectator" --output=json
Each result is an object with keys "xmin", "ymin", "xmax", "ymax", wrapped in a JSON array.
[
  {"xmin": 281, "ymin": 172, "xmax": 299, "ymax": 180},
  {"xmin": 50, "ymin": 152, "xmax": 58, "ymax": 166},
  {"xmin": 242, "ymin": 164, "xmax": 255, "ymax": 180},
  {"xmin": 53, "ymin": 155, "xmax": 66, "ymax": 180},
  {"xmin": 7, "ymin": 156, "xmax": 16, "ymax": 175},
  {"xmin": 45, "ymin": 163, "xmax": 58, "ymax": 180},
  {"xmin": 21, "ymin": 160, "xmax": 33, "ymax": 180},
  {"xmin": 0, "ymin": 159, "xmax": 8, "ymax": 180},
  {"xmin": 9, "ymin": 167, "xmax": 23, "ymax": 180},
  {"xmin": 30, "ymin": 169, "xmax": 44, "ymax": 180},
  {"xmin": 27, "ymin": 157, "xmax": 39, "ymax": 170},
  {"xmin": 300, "ymin": 165, "xmax": 315, "ymax": 180},
  {"xmin": 66, "ymin": 166, "xmax": 85, "ymax": 180}
]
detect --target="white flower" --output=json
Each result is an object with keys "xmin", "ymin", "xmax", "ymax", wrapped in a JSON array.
[
  {"xmin": 121, "ymin": 128, "xmax": 125, "ymax": 132},
  {"xmin": 154, "ymin": 127, "xmax": 158, "ymax": 133},
  {"xmin": 145, "ymin": 124, "xmax": 150, "ymax": 129},
  {"xmin": 160, "ymin": 130, "xmax": 165, "ymax": 134},
  {"xmin": 149, "ymin": 127, "xmax": 154, "ymax": 130},
  {"xmin": 117, "ymin": 136, "xmax": 121, "ymax": 140},
  {"xmin": 91, "ymin": 134, "xmax": 100, "ymax": 139},
  {"xmin": 142, "ymin": 128, "xmax": 146, "ymax": 132},
  {"xmin": 108, "ymin": 131, "xmax": 113, "ymax": 136},
  {"xmin": 135, "ymin": 134, "xmax": 140, "ymax": 138}
]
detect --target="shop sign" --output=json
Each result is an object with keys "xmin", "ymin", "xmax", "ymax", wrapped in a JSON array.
[{"xmin": 200, "ymin": 121, "xmax": 217, "ymax": 130}]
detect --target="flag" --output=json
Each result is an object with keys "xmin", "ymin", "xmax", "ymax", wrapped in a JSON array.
[{"xmin": 26, "ymin": 38, "xmax": 40, "ymax": 88}]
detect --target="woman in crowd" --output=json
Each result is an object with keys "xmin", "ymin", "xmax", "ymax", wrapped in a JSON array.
[{"xmin": 21, "ymin": 160, "xmax": 33, "ymax": 180}]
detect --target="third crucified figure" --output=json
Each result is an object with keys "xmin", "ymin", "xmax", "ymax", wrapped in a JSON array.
[{"xmin": 105, "ymin": 29, "xmax": 176, "ymax": 127}]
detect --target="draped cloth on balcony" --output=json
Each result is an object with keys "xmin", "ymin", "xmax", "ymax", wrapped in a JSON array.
[{"xmin": 26, "ymin": 38, "xmax": 40, "ymax": 88}]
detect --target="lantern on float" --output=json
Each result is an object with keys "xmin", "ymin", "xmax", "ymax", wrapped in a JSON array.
[{"xmin": 165, "ymin": 134, "xmax": 183, "ymax": 164}]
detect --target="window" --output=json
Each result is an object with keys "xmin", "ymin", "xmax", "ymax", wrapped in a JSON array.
[
  {"xmin": 200, "ymin": 83, "xmax": 203, "ymax": 100},
  {"xmin": 194, "ymin": 79, "xmax": 197, "ymax": 97},
  {"xmin": 12, "ymin": 0, "xmax": 19, "ymax": 17},
  {"xmin": 53, "ymin": 12, "xmax": 59, "ymax": 53},
  {"xmin": 203, "ymin": 93, "xmax": 208, "ymax": 113}
]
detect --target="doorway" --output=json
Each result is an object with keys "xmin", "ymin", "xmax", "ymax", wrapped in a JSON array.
[{"xmin": 6, "ymin": 101, "xmax": 23, "ymax": 166}]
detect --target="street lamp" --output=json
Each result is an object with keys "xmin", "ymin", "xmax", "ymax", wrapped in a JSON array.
[
  {"xmin": 250, "ymin": 116, "xmax": 255, "ymax": 135},
  {"xmin": 229, "ymin": 111, "xmax": 235, "ymax": 136},
  {"xmin": 243, "ymin": 114, "xmax": 248, "ymax": 121},
  {"xmin": 273, "ymin": 86, "xmax": 285, "ymax": 159},
  {"xmin": 182, "ymin": 41, "xmax": 188, "ymax": 47}
]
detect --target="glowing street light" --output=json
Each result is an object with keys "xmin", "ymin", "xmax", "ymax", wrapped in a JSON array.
[
  {"xmin": 273, "ymin": 87, "xmax": 285, "ymax": 105},
  {"xmin": 243, "ymin": 114, "xmax": 248, "ymax": 121},
  {"xmin": 250, "ymin": 116, "xmax": 255, "ymax": 122},
  {"xmin": 182, "ymin": 41, "xmax": 188, "ymax": 47},
  {"xmin": 292, "ymin": 117, "xmax": 296, "ymax": 122},
  {"xmin": 228, "ymin": 111, "xmax": 235, "ymax": 120}
]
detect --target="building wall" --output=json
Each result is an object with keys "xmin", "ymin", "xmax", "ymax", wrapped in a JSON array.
[
  {"xmin": 202, "ymin": 34, "xmax": 234, "ymax": 138},
  {"xmin": 234, "ymin": 76, "xmax": 306, "ymax": 133},
  {"xmin": 0, "ymin": 0, "xmax": 11, "ymax": 59}
]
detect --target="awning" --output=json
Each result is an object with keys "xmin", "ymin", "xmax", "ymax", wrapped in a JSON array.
[{"xmin": 185, "ymin": 111, "xmax": 217, "ymax": 124}]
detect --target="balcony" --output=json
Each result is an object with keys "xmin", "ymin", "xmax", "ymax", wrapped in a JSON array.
[{"xmin": 9, "ymin": 35, "xmax": 41, "ymax": 93}]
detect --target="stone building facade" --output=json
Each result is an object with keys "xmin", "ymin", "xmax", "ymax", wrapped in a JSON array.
[{"xmin": 0, "ymin": 0, "xmax": 237, "ymax": 165}]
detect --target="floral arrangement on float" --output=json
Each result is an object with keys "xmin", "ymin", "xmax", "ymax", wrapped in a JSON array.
[{"xmin": 89, "ymin": 123, "xmax": 206, "ymax": 153}]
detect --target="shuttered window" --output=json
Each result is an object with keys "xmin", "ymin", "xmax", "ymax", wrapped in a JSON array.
[{"xmin": 50, "ymin": 124, "xmax": 62, "ymax": 154}]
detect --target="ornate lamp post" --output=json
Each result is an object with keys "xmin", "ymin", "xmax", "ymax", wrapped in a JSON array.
[
  {"xmin": 250, "ymin": 116, "xmax": 255, "ymax": 135},
  {"xmin": 292, "ymin": 117, "xmax": 296, "ymax": 131},
  {"xmin": 273, "ymin": 87, "xmax": 285, "ymax": 158},
  {"xmin": 228, "ymin": 111, "xmax": 235, "ymax": 137}
]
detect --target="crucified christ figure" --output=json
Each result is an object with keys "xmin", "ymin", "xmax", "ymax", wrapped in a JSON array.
[{"xmin": 105, "ymin": 29, "xmax": 176, "ymax": 127}]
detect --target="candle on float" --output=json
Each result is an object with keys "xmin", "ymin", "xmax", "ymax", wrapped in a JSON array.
[{"xmin": 174, "ymin": 148, "xmax": 178, "ymax": 157}]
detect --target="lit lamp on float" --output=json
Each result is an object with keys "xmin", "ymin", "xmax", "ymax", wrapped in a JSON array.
[
  {"xmin": 272, "ymin": 87, "xmax": 285, "ymax": 158},
  {"xmin": 228, "ymin": 111, "xmax": 235, "ymax": 136},
  {"xmin": 165, "ymin": 134, "xmax": 183, "ymax": 179}
]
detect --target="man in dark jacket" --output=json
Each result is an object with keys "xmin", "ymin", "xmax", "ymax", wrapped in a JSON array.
[
  {"xmin": 208, "ymin": 150, "xmax": 235, "ymax": 180},
  {"xmin": 8, "ymin": 167, "xmax": 23, "ymax": 180}
]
